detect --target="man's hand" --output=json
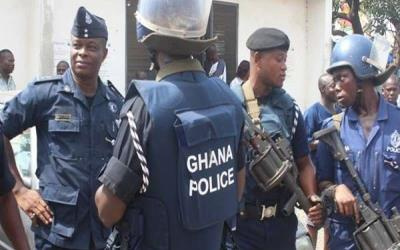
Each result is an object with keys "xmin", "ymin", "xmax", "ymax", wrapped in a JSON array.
[
  {"xmin": 14, "ymin": 186, "xmax": 53, "ymax": 225},
  {"xmin": 307, "ymin": 195, "xmax": 325, "ymax": 228},
  {"xmin": 334, "ymin": 184, "xmax": 360, "ymax": 223},
  {"xmin": 309, "ymin": 139, "xmax": 319, "ymax": 151}
]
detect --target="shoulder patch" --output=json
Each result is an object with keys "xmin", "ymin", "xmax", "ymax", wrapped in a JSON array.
[
  {"xmin": 107, "ymin": 80, "xmax": 124, "ymax": 100},
  {"xmin": 33, "ymin": 75, "xmax": 63, "ymax": 85}
]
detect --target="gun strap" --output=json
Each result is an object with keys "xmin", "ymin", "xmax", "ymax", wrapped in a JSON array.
[
  {"xmin": 242, "ymin": 80, "xmax": 261, "ymax": 128},
  {"xmin": 332, "ymin": 112, "xmax": 344, "ymax": 131}
]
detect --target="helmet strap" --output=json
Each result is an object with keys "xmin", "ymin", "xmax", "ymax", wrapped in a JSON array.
[{"xmin": 149, "ymin": 50, "xmax": 160, "ymax": 71}]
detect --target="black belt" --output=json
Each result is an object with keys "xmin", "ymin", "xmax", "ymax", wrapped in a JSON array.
[{"xmin": 240, "ymin": 203, "xmax": 292, "ymax": 221}]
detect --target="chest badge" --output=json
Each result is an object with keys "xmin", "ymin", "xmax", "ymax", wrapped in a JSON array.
[
  {"xmin": 108, "ymin": 102, "xmax": 118, "ymax": 114},
  {"xmin": 391, "ymin": 130, "xmax": 400, "ymax": 148},
  {"xmin": 387, "ymin": 130, "xmax": 400, "ymax": 153}
]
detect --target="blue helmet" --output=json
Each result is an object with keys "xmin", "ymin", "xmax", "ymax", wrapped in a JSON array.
[
  {"xmin": 328, "ymin": 34, "xmax": 397, "ymax": 85},
  {"xmin": 327, "ymin": 34, "xmax": 379, "ymax": 80}
]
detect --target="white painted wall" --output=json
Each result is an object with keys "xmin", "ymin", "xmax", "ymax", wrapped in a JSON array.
[
  {"xmin": 304, "ymin": 0, "xmax": 333, "ymax": 109},
  {"xmin": 0, "ymin": 0, "xmax": 41, "ymax": 90},
  {"xmin": 1, "ymin": 0, "xmax": 331, "ymax": 104},
  {"xmin": 0, "ymin": 0, "xmax": 126, "ymax": 92}
]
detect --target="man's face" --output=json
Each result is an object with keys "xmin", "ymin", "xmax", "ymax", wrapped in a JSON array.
[
  {"xmin": 0, "ymin": 52, "xmax": 15, "ymax": 75},
  {"xmin": 70, "ymin": 36, "xmax": 107, "ymax": 80},
  {"xmin": 256, "ymin": 49, "xmax": 287, "ymax": 88},
  {"xmin": 382, "ymin": 79, "xmax": 399, "ymax": 105},
  {"xmin": 332, "ymin": 67, "xmax": 358, "ymax": 107},
  {"xmin": 56, "ymin": 62, "xmax": 69, "ymax": 75},
  {"xmin": 206, "ymin": 47, "xmax": 217, "ymax": 62},
  {"xmin": 322, "ymin": 79, "xmax": 338, "ymax": 102}
]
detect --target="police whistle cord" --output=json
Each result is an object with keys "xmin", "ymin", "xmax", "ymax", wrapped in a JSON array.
[
  {"xmin": 127, "ymin": 111, "xmax": 149, "ymax": 193},
  {"xmin": 291, "ymin": 102, "xmax": 300, "ymax": 141}
]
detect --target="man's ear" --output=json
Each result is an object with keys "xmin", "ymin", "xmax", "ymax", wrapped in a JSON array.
[
  {"xmin": 253, "ymin": 51, "xmax": 262, "ymax": 64},
  {"xmin": 102, "ymin": 48, "xmax": 108, "ymax": 63}
]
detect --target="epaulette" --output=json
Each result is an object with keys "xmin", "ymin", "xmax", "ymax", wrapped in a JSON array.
[
  {"xmin": 107, "ymin": 80, "xmax": 124, "ymax": 100},
  {"xmin": 33, "ymin": 75, "xmax": 63, "ymax": 85}
]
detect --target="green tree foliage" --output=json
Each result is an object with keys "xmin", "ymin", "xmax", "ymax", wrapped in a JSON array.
[
  {"xmin": 332, "ymin": 0, "xmax": 400, "ymax": 65},
  {"xmin": 363, "ymin": 0, "xmax": 400, "ymax": 64}
]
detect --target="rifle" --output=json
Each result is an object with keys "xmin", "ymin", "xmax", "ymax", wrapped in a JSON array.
[
  {"xmin": 313, "ymin": 126, "xmax": 400, "ymax": 250},
  {"xmin": 243, "ymin": 112, "xmax": 314, "ymax": 215}
]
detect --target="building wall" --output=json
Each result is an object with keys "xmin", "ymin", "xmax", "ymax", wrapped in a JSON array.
[
  {"xmin": 1, "ymin": 0, "xmax": 331, "ymax": 108},
  {"xmin": 305, "ymin": 0, "xmax": 333, "ymax": 109},
  {"xmin": 0, "ymin": 0, "xmax": 41, "ymax": 89},
  {"xmin": 0, "ymin": 0, "xmax": 126, "ymax": 92}
]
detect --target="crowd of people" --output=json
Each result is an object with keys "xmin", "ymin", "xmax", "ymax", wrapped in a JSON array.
[{"xmin": 1, "ymin": 1, "xmax": 400, "ymax": 250}]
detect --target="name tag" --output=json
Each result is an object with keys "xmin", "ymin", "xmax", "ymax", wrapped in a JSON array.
[{"xmin": 55, "ymin": 113, "xmax": 72, "ymax": 122}]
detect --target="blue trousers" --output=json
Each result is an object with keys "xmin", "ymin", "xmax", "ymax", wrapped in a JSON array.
[
  {"xmin": 328, "ymin": 219, "xmax": 357, "ymax": 250},
  {"xmin": 233, "ymin": 213, "xmax": 297, "ymax": 250}
]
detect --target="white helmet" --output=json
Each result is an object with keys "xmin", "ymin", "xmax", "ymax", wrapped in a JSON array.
[{"xmin": 135, "ymin": 0, "xmax": 217, "ymax": 55}]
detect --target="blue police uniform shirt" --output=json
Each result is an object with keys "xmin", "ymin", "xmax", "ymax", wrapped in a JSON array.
[
  {"xmin": 230, "ymin": 84, "xmax": 310, "ymax": 250},
  {"xmin": 231, "ymin": 84, "xmax": 309, "ymax": 204},
  {"xmin": 316, "ymin": 96, "xmax": 400, "ymax": 250},
  {"xmin": 304, "ymin": 102, "xmax": 341, "ymax": 164},
  {"xmin": 0, "ymin": 68, "xmax": 123, "ymax": 249},
  {"xmin": 99, "ymin": 58, "xmax": 245, "ymax": 250}
]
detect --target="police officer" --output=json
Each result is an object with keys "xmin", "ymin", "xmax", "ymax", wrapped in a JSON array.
[
  {"xmin": 304, "ymin": 73, "xmax": 341, "ymax": 249},
  {"xmin": 95, "ymin": 0, "xmax": 246, "ymax": 249},
  {"xmin": 304, "ymin": 73, "xmax": 341, "ymax": 162},
  {"xmin": 0, "ymin": 131, "xmax": 30, "ymax": 250},
  {"xmin": 230, "ymin": 28, "xmax": 324, "ymax": 250},
  {"xmin": 382, "ymin": 74, "xmax": 400, "ymax": 106},
  {"xmin": 316, "ymin": 34, "xmax": 398, "ymax": 250},
  {"xmin": 2, "ymin": 7, "xmax": 123, "ymax": 249}
]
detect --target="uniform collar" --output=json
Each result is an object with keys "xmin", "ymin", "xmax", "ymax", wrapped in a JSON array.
[
  {"xmin": 347, "ymin": 94, "xmax": 388, "ymax": 122},
  {"xmin": 156, "ymin": 58, "xmax": 205, "ymax": 81},
  {"xmin": 60, "ymin": 69, "xmax": 109, "ymax": 107}
]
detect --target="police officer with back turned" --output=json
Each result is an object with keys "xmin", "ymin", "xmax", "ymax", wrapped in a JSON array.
[
  {"xmin": 1, "ymin": 7, "xmax": 123, "ymax": 249},
  {"xmin": 95, "ymin": 0, "xmax": 246, "ymax": 250}
]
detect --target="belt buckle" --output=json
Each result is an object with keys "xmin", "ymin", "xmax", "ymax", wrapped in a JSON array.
[{"xmin": 260, "ymin": 204, "xmax": 277, "ymax": 220}]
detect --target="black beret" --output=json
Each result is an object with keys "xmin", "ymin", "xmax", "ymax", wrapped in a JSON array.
[
  {"xmin": 71, "ymin": 7, "xmax": 108, "ymax": 40},
  {"xmin": 246, "ymin": 28, "xmax": 290, "ymax": 51}
]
